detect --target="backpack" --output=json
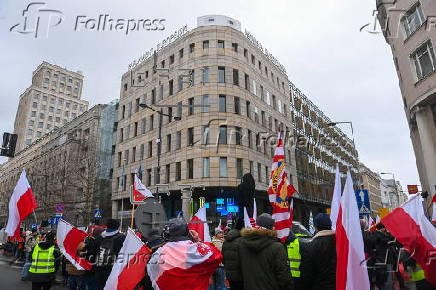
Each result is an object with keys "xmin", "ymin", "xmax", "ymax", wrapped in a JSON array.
[{"xmin": 95, "ymin": 233, "xmax": 122, "ymax": 267}]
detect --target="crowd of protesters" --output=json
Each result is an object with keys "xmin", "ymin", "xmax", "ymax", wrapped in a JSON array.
[{"xmin": 1, "ymin": 212, "xmax": 435, "ymax": 290}]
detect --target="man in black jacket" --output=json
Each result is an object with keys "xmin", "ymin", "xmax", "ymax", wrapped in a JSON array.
[
  {"xmin": 222, "ymin": 229, "xmax": 243, "ymax": 290},
  {"xmin": 93, "ymin": 219, "xmax": 125, "ymax": 290},
  {"xmin": 300, "ymin": 213, "xmax": 336, "ymax": 290},
  {"xmin": 238, "ymin": 213, "xmax": 293, "ymax": 290}
]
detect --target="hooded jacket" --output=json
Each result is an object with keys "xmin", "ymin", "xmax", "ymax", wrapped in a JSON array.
[
  {"xmin": 300, "ymin": 230, "xmax": 336, "ymax": 290},
  {"xmin": 239, "ymin": 228, "xmax": 293, "ymax": 290},
  {"xmin": 222, "ymin": 229, "xmax": 243, "ymax": 282}
]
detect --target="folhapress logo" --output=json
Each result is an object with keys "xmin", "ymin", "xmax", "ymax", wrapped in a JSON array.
[{"xmin": 10, "ymin": 2, "xmax": 64, "ymax": 39}]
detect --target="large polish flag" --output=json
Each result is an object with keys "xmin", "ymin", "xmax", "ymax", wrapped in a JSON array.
[
  {"xmin": 104, "ymin": 229, "xmax": 151, "ymax": 290},
  {"xmin": 330, "ymin": 164, "xmax": 342, "ymax": 230},
  {"xmin": 57, "ymin": 219, "xmax": 92, "ymax": 271},
  {"xmin": 432, "ymin": 194, "xmax": 436, "ymax": 223},
  {"xmin": 188, "ymin": 207, "xmax": 211, "ymax": 242},
  {"xmin": 147, "ymin": 240, "xmax": 222, "ymax": 290},
  {"xmin": 381, "ymin": 194, "xmax": 436, "ymax": 285},
  {"xmin": 336, "ymin": 170, "xmax": 370, "ymax": 290},
  {"xmin": 5, "ymin": 169, "xmax": 37, "ymax": 237}
]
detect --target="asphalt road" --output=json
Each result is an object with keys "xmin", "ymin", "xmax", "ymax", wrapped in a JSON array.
[{"xmin": 0, "ymin": 258, "xmax": 65, "ymax": 289}]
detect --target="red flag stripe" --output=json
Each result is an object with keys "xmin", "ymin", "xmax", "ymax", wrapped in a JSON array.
[
  {"xmin": 117, "ymin": 245, "xmax": 151, "ymax": 289},
  {"xmin": 335, "ymin": 207, "xmax": 348, "ymax": 290},
  {"xmin": 63, "ymin": 228, "xmax": 92, "ymax": 271}
]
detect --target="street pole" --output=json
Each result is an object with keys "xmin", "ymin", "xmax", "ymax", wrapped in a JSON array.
[{"xmin": 156, "ymin": 108, "xmax": 163, "ymax": 196}]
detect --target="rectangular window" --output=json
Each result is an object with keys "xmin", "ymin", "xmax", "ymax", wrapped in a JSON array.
[
  {"xmin": 261, "ymin": 111, "xmax": 266, "ymax": 127},
  {"xmin": 412, "ymin": 40, "xmax": 436, "ymax": 80},
  {"xmin": 402, "ymin": 3, "xmax": 425, "ymax": 37},
  {"xmin": 187, "ymin": 159, "xmax": 194, "ymax": 179},
  {"xmin": 265, "ymin": 166, "xmax": 269, "ymax": 183},
  {"xmin": 203, "ymin": 157, "xmax": 210, "ymax": 178},
  {"xmin": 134, "ymin": 122, "xmax": 138, "ymax": 137},
  {"xmin": 244, "ymin": 74, "xmax": 249, "ymax": 90},
  {"xmin": 217, "ymin": 40, "xmax": 225, "ymax": 48},
  {"xmin": 233, "ymin": 69, "xmax": 239, "ymax": 86},
  {"xmin": 160, "ymin": 84, "xmax": 164, "ymax": 99},
  {"xmin": 202, "ymin": 95, "xmax": 209, "ymax": 113},
  {"xmin": 234, "ymin": 97, "xmax": 240, "ymax": 114},
  {"xmin": 151, "ymin": 89, "xmax": 156, "ymax": 104},
  {"xmin": 168, "ymin": 107, "xmax": 173, "ymax": 123},
  {"xmin": 187, "ymin": 127, "xmax": 194, "ymax": 146},
  {"xmin": 219, "ymin": 95, "xmax": 226, "ymax": 112},
  {"xmin": 203, "ymin": 40, "xmax": 209, "ymax": 49},
  {"xmin": 176, "ymin": 162, "xmax": 181, "ymax": 181},
  {"xmin": 256, "ymin": 133, "xmax": 260, "ymax": 151},
  {"xmin": 141, "ymin": 118, "xmax": 146, "ymax": 134},
  {"xmin": 177, "ymin": 102, "xmax": 182, "ymax": 118},
  {"xmin": 118, "ymin": 152, "xmax": 122, "ymax": 167},
  {"xmin": 236, "ymin": 158, "xmax": 243, "ymax": 179},
  {"xmin": 251, "ymin": 54, "xmax": 255, "ymax": 65},
  {"xmin": 202, "ymin": 67, "xmax": 209, "ymax": 83},
  {"xmin": 219, "ymin": 125, "xmax": 227, "ymax": 144},
  {"xmin": 149, "ymin": 115, "xmax": 154, "ymax": 130},
  {"xmin": 169, "ymin": 80, "xmax": 174, "ymax": 95},
  {"xmin": 232, "ymin": 43, "xmax": 238, "ymax": 52},
  {"xmin": 146, "ymin": 169, "xmax": 152, "ymax": 186},
  {"xmin": 244, "ymin": 48, "xmax": 248, "ymax": 58},
  {"xmin": 202, "ymin": 125, "xmax": 210, "ymax": 145},
  {"xmin": 235, "ymin": 127, "xmax": 242, "ymax": 145},
  {"xmin": 176, "ymin": 131, "xmax": 181, "ymax": 149},
  {"xmin": 179, "ymin": 48, "xmax": 184, "ymax": 58},
  {"xmin": 125, "ymin": 150, "xmax": 129, "ymax": 164},
  {"xmin": 188, "ymin": 98, "xmax": 194, "ymax": 115},
  {"xmin": 257, "ymin": 163, "xmax": 262, "ymax": 182},
  {"xmin": 140, "ymin": 144, "xmax": 145, "ymax": 160},
  {"xmin": 170, "ymin": 54, "xmax": 175, "ymax": 64},
  {"xmin": 148, "ymin": 141, "xmax": 153, "ymax": 157},
  {"xmin": 165, "ymin": 164, "xmax": 170, "ymax": 183},
  {"xmin": 219, "ymin": 157, "xmax": 228, "ymax": 177},
  {"xmin": 132, "ymin": 147, "xmax": 136, "ymax": 162},
  {"xmin": 246, "ymin": 101, "xmax": 251, "ymax": 118},
  {"xmin": 178, "ymin": 76, "xmax": 183, "ymax": 92},
  {"xmin": 247, "ymin": 129, "xmax": 252, "ymax": 148},
  {"xmin": 190, "ymin": 43, "xmax": 195, "ymax": 53},
  {"xmin": 218, "ymin": 66, "xmax": 225, "ymax": 83},
  {"xmin": 166, "ymin": 134, "xmax": 172, "ymax": 152}
]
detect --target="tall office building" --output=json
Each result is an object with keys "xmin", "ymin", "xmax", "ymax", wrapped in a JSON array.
[
  {"xmin": 377, "ymin": 0, "xmax": 436, "ymax": 209},
  {"xmin": 113, "ymin": 15, "xmax": 298, "ymax": 221},
  {"xmin": 13, "ymin": 62, "xmax": 89, "ymax": 152}
]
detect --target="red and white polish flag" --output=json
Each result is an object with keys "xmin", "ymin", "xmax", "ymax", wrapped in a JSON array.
[
  {"xmin": 5, "ymin": 169, "xmax": 37, "ymax": 237},
  {"xmin": 147, "ymin": 240, "xmax": 222, "ymax": 290},
  {"xmin": 188, "ymin": 207, "xmax": 211, "ymax": 242},
  {"xmin": 104, "ymin": 229, "xmax": 151, "ymax": 290},
  {"xmin": 432, "ymin": 194, "xmax": 436, "ymax": 223},
  {"xmin": 381, "ymin": 193, "xmax": 436, "ymax": 286},
  {"xmin": 56, "ymin": 219, "xmax": 92, "ymax": 271},
  {"xmin": 133, "ymin": 174, "xmax": 153, "ymax": 201},
  {"xmin": 336, "ymin": 170, "xmax": 370, "ymax": 290}
]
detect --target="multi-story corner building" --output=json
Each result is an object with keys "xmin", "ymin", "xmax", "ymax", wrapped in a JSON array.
[
  {"xmin": 359, "ymin": 163, "xmax": 383, "ymax": 216},
  {"xmin": 112, "ymin": 15, "xmax": 298, "ymax": 221},
  {"xmin": 376, "ymin": 0, "xmax": 436, "ymax": 212},
  {"xmin": 380, "ymin": 178, "xmax": 406, "ymax": 210},
  {"xmin": 288, "ymin": 82, "xmax": 359, "ymax": 221},
  {"xmin": 13, "ymin": 62, "xmax": 89, "ymax": 152},
  {"xmin": 0, "ymin": 102, "xmax": 118, "ymax": 227}
]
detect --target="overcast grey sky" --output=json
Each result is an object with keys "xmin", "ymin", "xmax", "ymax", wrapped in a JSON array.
[{"xmin": 0, "ymin": 0, "xmax": 420, "ymax": 190}]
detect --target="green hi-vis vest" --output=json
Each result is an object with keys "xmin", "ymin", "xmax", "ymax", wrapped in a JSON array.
[
  {"xmin": 410, "ymin": 265, "xmax": 425, "ymax": 282},
  {"xmin": 287, "ymin": 239, "xmax": 301, "ymax": 278},
  {"xmin": 29, "ymin": 245, "xmax": 55, "ymax": 274}
]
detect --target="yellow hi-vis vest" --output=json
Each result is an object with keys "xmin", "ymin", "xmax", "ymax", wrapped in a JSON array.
[
  {"xmin": 410, "ymin": 265, "xmax": 425, "ymax": 282},
  {"xmin": 29, "ymin": 245, "xmax": 55, "ymax": 274},
  {"xmin": 287, "ymin": 239, "xmax": 301, "ymax": 278}
]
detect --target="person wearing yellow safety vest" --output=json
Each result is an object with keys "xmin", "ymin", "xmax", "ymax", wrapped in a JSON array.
[
  {"xmin": 403, "ymin": 257, "xmax": 435, "ymax": 290},
  {"xmin": 27, "ymin": 231, "xmax": 61, "ymax": 290},
  {"xmin": 285, "ymin": 231, "xmax": 303, "ymax": 290}
]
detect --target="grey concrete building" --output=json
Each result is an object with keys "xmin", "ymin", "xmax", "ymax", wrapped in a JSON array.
[
  {"xmin": 13, "ymin": 62, "xmax": 89, "ymax": 153},
  {"xmin": 0, "ymin": 102, "xmax": 118, "ymax": 227},
  {"xmin": 377, "ymin": 0, "xmax": 436, "ymax": 212}
]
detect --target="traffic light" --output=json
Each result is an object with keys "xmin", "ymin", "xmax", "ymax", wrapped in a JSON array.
[{"xmin": 1, "ymin": 132, "xmax": 18, "ymax": 157}]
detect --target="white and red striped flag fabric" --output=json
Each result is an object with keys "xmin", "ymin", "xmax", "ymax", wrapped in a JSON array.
[
  {"xmin": 56, "ymin": 219, "xmax": 92, "ymax": 271},
  {"xmin": 132, "ymin": 173, "xmax": 153, "ymax": 202},
  {"xmin": 267, "ymin": 132, "xmax": 296, "ymax": 240},
  {"xmin": 243, "ymin": 198, "xmax": 257, "ymax": 228},
  {"xmin": 147, "ymin": 240, "xmax": 222, "ymax": 290},
  {"xmin": 104, "ymin": 229, "xmax": 151, "ymax": 290},
  {"xmin": 336, "ymin": 170, "xmax": 370, "ymax": 290},
  {"xmin": 330, "ymin": 164, "xmax": 342, "ymax": 230},
  {"xmin": 432, "ymin": 194, "xmax": 436, "ymax": 223},
  {"xmin": 289, "ymin": 199, "xmax": 294, "ymax": 226},
  {"xmin": 188, "ymin": 207, "xmax": 211, "ymax": 242},
  {"xmin": 5, "ymin": 169, "xmax": 37, "ymax": 237},
  {"xmin": 381, "ymin": 193, "xmax": 436, "ymax": 286}
]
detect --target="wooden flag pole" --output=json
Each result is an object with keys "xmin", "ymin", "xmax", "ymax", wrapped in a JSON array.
[
  {"xmin": 130, "ymin": 204, "xmax": 136, "ymax": 229},
  {"xmin": 33, "ymin": 210, "xmax": 38, "ymax": 228}
]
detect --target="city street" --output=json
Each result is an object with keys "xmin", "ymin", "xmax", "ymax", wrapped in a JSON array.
[{"xmin": 0, "ymin": 257, "xmax": 65, "ymax": 289}]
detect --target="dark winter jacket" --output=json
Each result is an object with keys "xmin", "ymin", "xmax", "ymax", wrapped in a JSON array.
[
  {"xmin": 239, "ymin": 228, "xmax": 293, "ymax": 290},
  {"xmin": 222, "ymin": 229, "xmax": 243, "ymax": 283},
  {"xmin": 27, "ymin": 241, "xmax": 61, "ymax": 283},
  {"xmin": 300, "ymin": 230, "xmax": 336, "ymax": 290}
]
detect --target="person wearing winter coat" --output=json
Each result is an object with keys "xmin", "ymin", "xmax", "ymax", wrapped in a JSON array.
[
  {"xmin": 300, "ymin": 213, "xmax": 336, "ymax": 290},
  {"xmin": 222, "ymin": 229, "xmax": 243, "ymax": 290},
  {"xmin": 238, "ymin": 213, "xmax": 293, "ymax": 290}
]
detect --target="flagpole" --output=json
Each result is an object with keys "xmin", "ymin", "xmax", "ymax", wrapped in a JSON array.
[
  {"xmin": 130, "ymin": 204, "xmax": 136, "ymax": 229},
  {"xmin": 120, "ymin": 198, "xmax": 124, "ymax": 230},
  {"xmin": 33, "ymin": 210, "xmax": 38, "ymax": 228}
]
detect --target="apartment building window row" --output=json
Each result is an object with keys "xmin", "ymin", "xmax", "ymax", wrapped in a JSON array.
[
  {"xmin": 412, "ymin": 40, "xmax": 436, "ymax": 81},
  {"xmin": 402, "ymin": 3, "xmax": 425, "ymax": 38}
]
